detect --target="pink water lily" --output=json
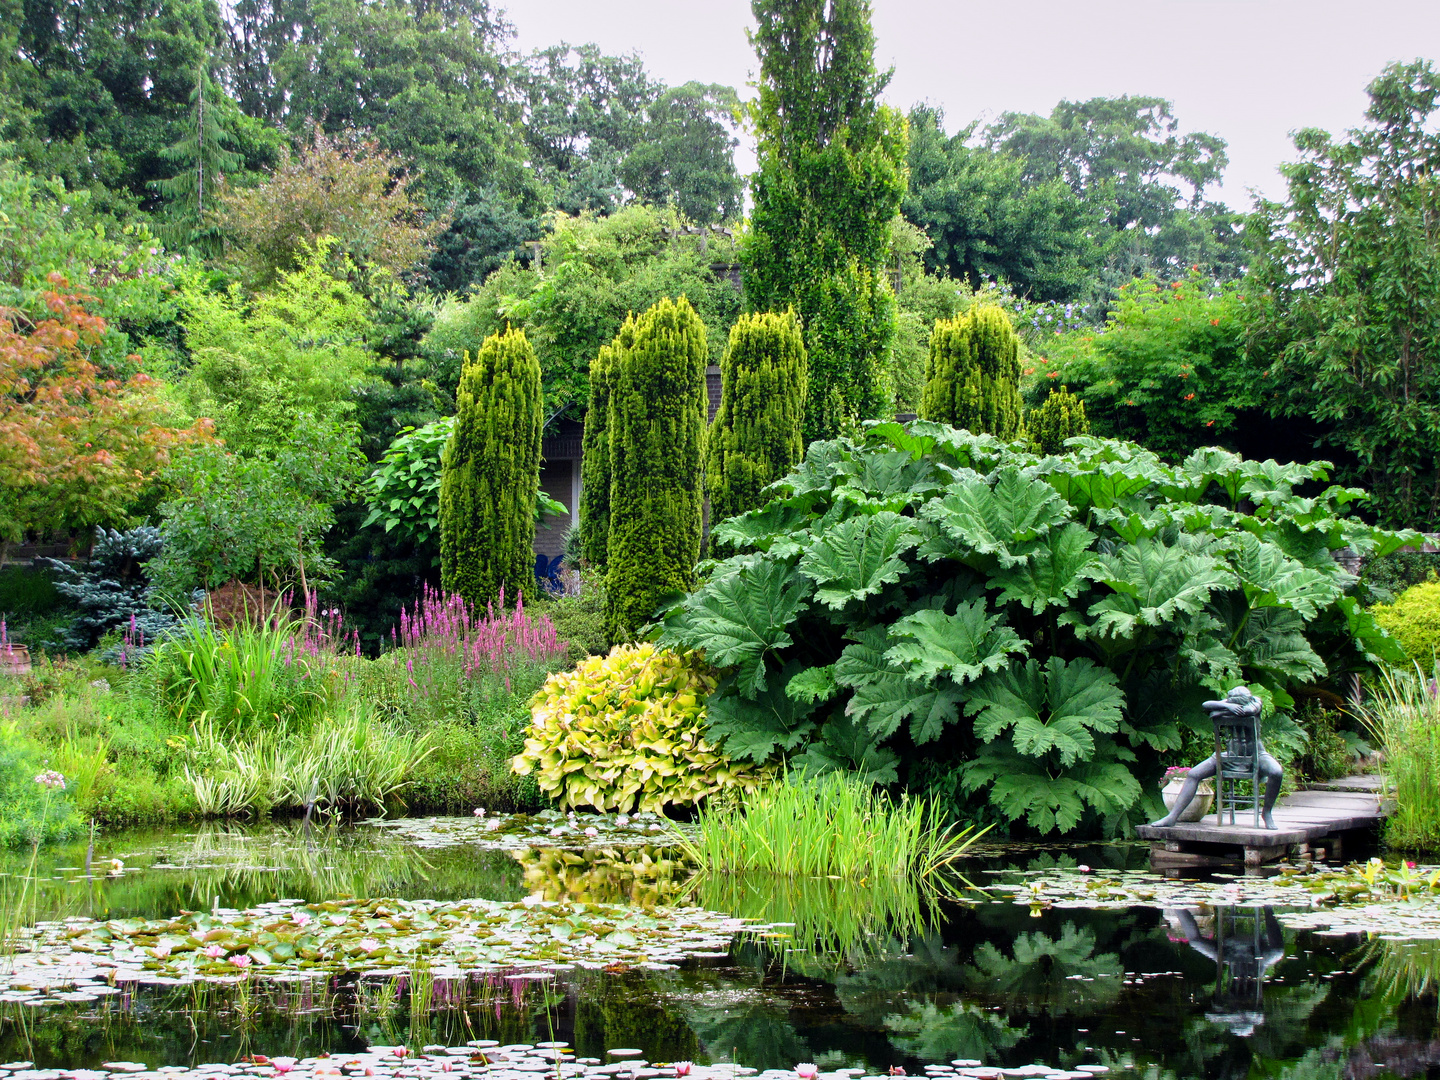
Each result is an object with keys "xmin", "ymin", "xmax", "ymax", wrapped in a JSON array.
[
  {"xmin": 292, "ymin": 911, "xmax": 312, "ymax": 928},
  {"xmin": 473, "ymin": 807, "xmax": 486, "ymax": 817},
  {"xmin": 203, "ymin": 944, "xmax": 225, "ymax": 959},
  {"xmin": 796, "ymin": 1065, "xmax": 818, "ymax": 1079},
  {"xmin": 674, "ymin": 1064, "xmax": 692, "ymax": 1077},
  {"xmin": 359, "ymin": 937, "xmax": 383, "ymax": 953},
  {"xmin": 229, "ymin": 953, "xmax": 252, "ymax": 968},
  {"xmin": 272, "ymin": 1058, "xmax": 297, "ymax": 1075}
]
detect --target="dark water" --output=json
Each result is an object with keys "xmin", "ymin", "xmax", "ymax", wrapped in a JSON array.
[{"xmin": 1, "ymin": 823, "xmax": 1436, "ymax": 1080}]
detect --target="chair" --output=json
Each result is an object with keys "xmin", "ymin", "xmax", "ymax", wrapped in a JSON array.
[{"xmin": 1213, "ymin": 710, "xmax": 1263, "ymax": 828}]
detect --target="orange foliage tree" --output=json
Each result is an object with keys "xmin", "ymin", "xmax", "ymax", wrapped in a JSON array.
[{"xmin": 0, "ymin": 275, "xmax": 212, "ymax": 544}]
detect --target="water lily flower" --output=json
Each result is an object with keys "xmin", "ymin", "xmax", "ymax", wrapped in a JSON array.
[
  {"xmin": 674, "ymin": 1064, "xmax": 691, "ymax": 1077},
  {"xmin": 230, "ymin": 954, "xmax": 252, "ymax": 968},
  {"xmin": 485, "ymin": 819, "xmax": 502, "ymax": 831},
  {"xmin": 359, "ymin": 937, "xmax": 383, "ymax": 953},
  {"xmin": 394, "ymin": 1047, "xmax": 410, "ymax": 1059},
  {"xmin": 617, "ymin": 815, "xmax": 631, "ymax": 826},
  {"xmin": 474, "ymin": 808, "xmax": 486, "ymax": 817},
  {"xmin": 151, "ymin": 943, "xmax": 172, "ymax": 959},
  {"xmin": 584, "ymin": 827, "xmax": 598, "ymax": 838},
  {"xmin": 1077, "ymin": 865, "xmax": 1091, "ymax": 873},
  {"xmin": 272, "ymin": 1058, "xmax": 297, "ymax": 1075},
  {"xmin": 203, "ymin": 944, "xmax": 225, "ymax": 958},
  {"xmin": 109, "ymin": 858, "xmax": 124, "ymax": 874},
  {"xmin": 292, "ymin": 911, "xmax": 312, "ymax": 928},
  {"xmin": 796, "ymin": 1065, "xmax": 818, "ymax": 1079},
  {"xmin": 549, "ymin": 827, "xmax": 566, "ymax": 837},
  {"xmin": 648, "ymin": 823, "xmax": 662, "ymax": 832}
]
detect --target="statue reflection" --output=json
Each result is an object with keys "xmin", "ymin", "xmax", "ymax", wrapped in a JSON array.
[{"xmin": 1170, "ymin": 906, "xmax": 1285, "ymax": 1037}]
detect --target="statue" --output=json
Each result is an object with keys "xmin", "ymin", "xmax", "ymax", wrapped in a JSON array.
[
  {"xmin": 1149, "ymin": 685, "xmax": 1283, "ymax": 830},
  {"xmin": 1170, "ymin": 905, "xmax": 1286, "ymax": 1037}
]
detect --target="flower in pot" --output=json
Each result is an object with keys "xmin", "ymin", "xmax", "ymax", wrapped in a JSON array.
[{"xmin": 1161, "ymin": 765, "xmax": 1214, "ymax": 822}]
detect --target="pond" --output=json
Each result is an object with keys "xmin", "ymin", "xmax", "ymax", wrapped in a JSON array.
[{"xmin": 0, "ymin": 819, "xmax": 1435, "ymax": 1080}]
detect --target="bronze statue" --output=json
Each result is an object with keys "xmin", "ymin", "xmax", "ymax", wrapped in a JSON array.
[{"xmin": 1150, "ymin": 685, "xmax": 1283, "ymax": 830}]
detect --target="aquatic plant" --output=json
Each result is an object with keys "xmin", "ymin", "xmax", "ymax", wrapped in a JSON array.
[
  {"xmin": 1360, "ymin": 663, "xmax": 1440, "ymax": 851},
  {"xmin": 681, "ymin": 770, "xmax": 980, "ymax": 880}
]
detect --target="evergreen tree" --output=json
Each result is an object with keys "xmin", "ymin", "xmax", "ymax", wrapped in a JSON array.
[
  {"xmin": 920, "ymin": 306, "xmax": 1024, "ymax": 439},
  {"xmin": 604, "ymin": 297, "xmax": 707, "ymax": 641},
  {"xmin": 742, "ymin": 0, "xmax": 908, "ymax": 444},
  {"xmin": 1027, "ymin": 385, "xmax": 1090, "ymax": 455},
  {"xmin": 579, "ymin": 325, "xmax": 629, "ymax": 567},
  {"xmin": 155, "ymin": 56, "xmax": 245, "ymax": 252},
  {"xmin": 439, "ymin": 328, "xmax": 542, "ymax": 609},
  {"xmin": 706, "ymin": 311, "xmax": 806, "ymax": 543}
]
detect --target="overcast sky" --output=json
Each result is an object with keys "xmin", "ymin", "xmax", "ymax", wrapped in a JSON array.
[{"xmin": 506, "ymin": 0, "xmax": 1440, "ymax": 211}]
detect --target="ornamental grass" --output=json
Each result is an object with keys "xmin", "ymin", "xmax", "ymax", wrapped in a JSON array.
[{"xmin": 1362, "ymin": 664, "xmax": 1440, "ymax": 852}]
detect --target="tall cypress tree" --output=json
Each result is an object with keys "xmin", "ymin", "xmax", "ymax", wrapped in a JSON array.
[
  {"xmin": 743, "ymin": 0, "xmax": 908, "ymax": 444},
  {"xmin": 706, "ymin": 311, "xmax": 807, "ymax": 542},
  {"xmin": 578, "ymin": 324, "xmax": 628, "ymax": 567},
  {"xmin": 920, "ymin": 306, "xmax": 1024, "ymax": 440},
  {"xmin": 604, "ymin": 297, "xmax": 708, "ymax": 641},
  {"xmin": 439, "ymin": 327, "xmax": 542, "ymax": 608}
]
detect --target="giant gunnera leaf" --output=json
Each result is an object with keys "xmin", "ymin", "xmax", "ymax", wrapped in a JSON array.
[
  {"xmin": 835, "ymin": 626, "xmax": 963, "ymax": 744},
  {"xmin": 964, "ymin": 657, "xmax": 1125, "ymax": 767},
  {"xmin": 1077, "ymin": 537, "xmax": 1235, "ymax": 640},
  {"xmin": 919, "ymin": 468, "xmax": 1071, "ymax": 567},
  {"xmin": 798, "ymin": 511, "xmax": 919, "ymax": 609},
  {"xmin": 885, "ymin": 602, "xmax": 1027, "ymax": 685}
]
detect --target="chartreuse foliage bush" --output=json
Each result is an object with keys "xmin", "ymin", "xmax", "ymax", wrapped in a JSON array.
[
  {"xmin": 1027, "ymin": 385, "xmax": 1090, "ymax": 456},
  {"xmin": 439, "ymin": 328, "xmax": 543, "ymax": 608},
  {"xmin": 661, "ymin": 421, "xmax": 1413, "ymax": 835},
  {"xmin": 604, "ymin": 298, "xmax": 708, "ymax": 641},
  {"xmin": 706, "ymin": 311, "xmax": 808, "ymax": 543},
  {"xmin": 920, "ymin": 306, "xmax": 1024, "ymax": 440},
  {"xmin": 513, "ymin": 643, "xmax": 769, "ymax": 813},
  {"xmin": 1371, "ymin": 582, "xmax": 1440, "ymax": 665}
]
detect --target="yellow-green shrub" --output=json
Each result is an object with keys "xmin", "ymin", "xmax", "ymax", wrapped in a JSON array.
[
  {"xmin": 1372, "ymin": 581, "xmax": 1440, "ymax": 663},
  {"xmin": 513, "ymin": 644, "xmax": 766, "ymax": 812}
]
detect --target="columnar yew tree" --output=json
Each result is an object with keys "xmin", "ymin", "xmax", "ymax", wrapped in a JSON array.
[
  {"xmin": 707, "ymin": 311, "xmax": 807, "ymax": 539},
  {"xmin": 604, "ymin": 297, "xmax": 708, "ymax": 641},
  {"xmin": 743, "ymin": 0, "xmax": 907, "ymax": 444},
  {"xmin": 1028, "ymin": 385, "xmax": 1090, "ymax": 455},
  {"xmin": 920, "ymin": 306, "xmax": 1024, "ymax": 440},
  {"xmin": 578, "ymin": 327, "xmax": 625, "ymax": 567},
  {"xmin": 439, "ymin": 328, "xmax": 542, "ymax": 609}
]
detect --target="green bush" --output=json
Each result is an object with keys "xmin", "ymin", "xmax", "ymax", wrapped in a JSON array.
[
  {"xmin": 1027, "ymin": 385, "xmax": 1090, "ymax": 455},
  {"xmin": 0, "ymin": 726, "xmax": 82, "ymax": 847},
  {"xmin": 660, "ymin": 422, "xmax": 1410, "ymax": 836},
  {"xmin": 1372, "ymin": 582, "xmax": 1440, "ymax": 664},
  {"xmin": 920, "ymin": 306, "xmax": 1023, "ymax": 439},
  {"xmin": 533, "ymin": 573, "xmax": 609, "ymax": 665},
  {"xmin": 1362, "ymin": 665, "xmax": 1440, "ymax": 852},
  {"xmin": 578, "ymin": 329, "xmax": 622, "ymax": 568},
  {"xmin": 514, "ymin": 643, "xmax": 767, "ymax": 813}
]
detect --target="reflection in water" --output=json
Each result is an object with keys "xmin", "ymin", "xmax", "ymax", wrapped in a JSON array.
[{"xmin": 0, "ymin": 821, "xmax": 1434, "ymax": 1079}]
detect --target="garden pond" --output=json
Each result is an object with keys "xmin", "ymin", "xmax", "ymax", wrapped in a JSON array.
[{"xmin": 0, "ymin": 816, "xmax": 1435, "ymax": 1080}]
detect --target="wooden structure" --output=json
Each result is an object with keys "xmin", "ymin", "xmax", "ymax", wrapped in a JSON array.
[{"xmin": 1137, "ymin": 781, "xmax": 1385, "ymax": 869}]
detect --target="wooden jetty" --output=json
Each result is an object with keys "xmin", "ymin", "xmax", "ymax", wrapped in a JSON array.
[{"xmin": 1136, "ymin": 778, "xmax": 1387, "ymax": 869}]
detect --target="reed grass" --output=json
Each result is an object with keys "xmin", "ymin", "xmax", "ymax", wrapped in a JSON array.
[
  {"xmin": 1360, "ymin": 664, "xmax": 1440, "ymax": 852},
  {"xmin": 679, "ymin": 770, "xmax": 982, "ymax": 880}
]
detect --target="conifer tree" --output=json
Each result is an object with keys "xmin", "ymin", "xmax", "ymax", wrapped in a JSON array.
[
  {"xmin": 155, "ymin": 56, "xmax": 244, "ymax": 253},
  {"xmin": 743, "ymin": 0, "xmax": 908, "ymax": 444},
  {"xmin": 604, "ymin": 297, "xmax": 707, "ymax": 641},
  {"xmin": 439, "ymin": 327, "xmax": 542, "ymax": 609},
  {"xmin": 578, "ymin": 325, "xmax": 626, "ymax": 567},
  {"xmin": 920, "ymin": 306, "xmax": 1024, "ymax": 440},
  {"xmin": 706, "ymin": 311, "xmax": 807, "ymax": 542},
  {"xmin": 1027, "ymin": 385, "xmax": 1090, "ymax": 455}
]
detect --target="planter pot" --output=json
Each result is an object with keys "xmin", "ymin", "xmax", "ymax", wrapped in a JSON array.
[
  {"xmin": 1161, "ymin": 778, "xmax": 1214, "ymax": 822},
  {"xmin": 0, "ymin": 645, "xmax": 30, "ymax": 677}
]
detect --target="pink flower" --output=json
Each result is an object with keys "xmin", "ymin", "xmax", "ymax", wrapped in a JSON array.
[
  {"xmin": 1078, "ymin": 865, "xmax": 1091, "ymax": 873},
  {"xmin": 394, "ymin": 1047, "xmax": 409, "ymax": 1059},
  {"xmin": 358, "ymin": 937, "xmax": 383, "ymax": 953},
  {"xmin": 292, "ymin": 911, "xmax": 312, "ymax": 928},
  {"xmin": 230, "ymin": 954, "xmax": 252, "ymax": 968},
  {"xmin": 796, "ymin": 1065, "xmax": 818, "ymax": 1079},
  {"xmin": 273, "ymin": 1058, "xmax": 297, "ymax": 1075},
  {"xmin": 1407, "ymin": 861, "xmax": 1418, "ymax": 869},
  {"xmin": 585, "ymin": 827, "xmax": 599, "ymax": 838},
  {"xmin": 203, "ymin": 944, "xmax": 225, "ymax": 959},
  {"xmin": 675, "ymin": 1064, "xmax": 692, "ymax": 1077},
  {"xmin": 473, "ymin": 808, "xmax": 486, "ymax": 817}
]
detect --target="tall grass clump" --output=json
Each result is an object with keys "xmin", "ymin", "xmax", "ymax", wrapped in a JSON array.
[
  {"xmin": 682, "ymin": 771, "xmax": 981, "ymax": 880},
  {"xmin": 1362, "ymin": 664, "xmax": 1440, "ymax": 852}
]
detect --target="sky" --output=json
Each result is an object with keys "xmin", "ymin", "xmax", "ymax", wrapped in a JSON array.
[{"xmin": 505, "ymin": 0, "xmax": 1440, "ymax": 211}]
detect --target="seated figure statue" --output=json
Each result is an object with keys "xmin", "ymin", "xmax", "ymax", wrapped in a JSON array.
[{"xmin": 1149, "ymin": 685, "xmax": 1283, "ymax": 830}]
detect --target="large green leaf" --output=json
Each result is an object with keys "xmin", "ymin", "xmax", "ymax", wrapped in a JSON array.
[
  {"xmin": 919, "ymin": 468, "xmax": 1071, "ymax": 567},
  {"xmin": 705, "ymin": 663, "xmax": 820, "ymax": 762},
  {"xmin": 835, "ymin": 627, "xmax": 962, "ymax": 743},
  {"xmin": 885, "ymin": 602, "xmax": 1027, "ymax": 685},
  {"xmin": 1042, "ymin": 460, "xmax": 1157, "ymax": 513},
  {"xmin": 798, "ymin": 511, "xmax": 919, "ymax": 609},
  {"xmin": 965, "ymin": 657, "xmax": 1125, "ymax": 767},
  {"xmin": 793, "ymin": 713, "xmax": 900, "ymax": 785},
  {"xmin": 1227, "ymin": 533, "xmax": 1341, "ymax": 618},
  {"xmin": 660, "ymin": 556, "xmax": 808, "ymax": 696},
  {"xmin": 987, "ymin": 523, "xmax": 1103, "ymax": 613},
  {"xmin": 958, "ymin": 740, "xmax": 1141, "ymax": 835},
  {"xmin": 710, "ymin": 492, "xmax": 823, "ymax": 553},
  {"xmin": 1079, "ymin": 538, "xmax": 1235, "ymax": 640}
]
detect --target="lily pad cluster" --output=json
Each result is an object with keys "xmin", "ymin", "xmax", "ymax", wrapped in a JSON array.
[
  {"xmin": 0, "ymin": 896, "xmax": 749, "ymax": 998},
  {"xmin": 366, "ymin": 811, "xmax": 694, "ymax": 852}
]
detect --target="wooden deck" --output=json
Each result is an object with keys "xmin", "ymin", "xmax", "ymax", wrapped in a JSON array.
[{"xmin": 1136, "ymin": 785, "xmax": 1386, "ymax": 868}]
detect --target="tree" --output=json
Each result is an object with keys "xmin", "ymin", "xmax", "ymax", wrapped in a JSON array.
[
  {"xmin": 604, "ymin": 297, "xmax": 707, "ymax": 641},
  {"xmin": 1026, "ymin": 385, "xmax": 1089, "ymax": 455},
  {"xmin": 903, "ymin": 106, "xmax": 1100, "ymax": 302},
  {"xmin": 743, "ymin": 0, "xmax": 908, "ymax": 443},
  {"xmin": 920, "ymin": 306, "xmax": 1023, "ymax": 440},
  {"xmin": 153, "ymin": 56, "xmax": 246, "ymax": 252},
  {"xmin": 1246, "ymin": 60, "xmax": 1440, "ymax": 530},
  {"xmin": 706, "ymin": 311, "xmax": 807, "ymax": 537},
  {"xmin": 621, "ymin": 82, "xmax": 744, "ymax": 225},
  {"xmin": 438, "ymin": 327, "xmax": 542, "ymax": 609},
  {"xmin": 578, "ymin": 325, "xmax": 625, "ymax": 567},
  {"xmin": 0, "ymin": 281, "xmax": 211, "ymax": 544},
  {"xmin": 217, "ymin": 125, "xmax": 444, "ymax": 287}
]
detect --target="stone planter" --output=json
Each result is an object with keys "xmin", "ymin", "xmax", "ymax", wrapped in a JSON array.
[
  {"xmin": 1161, "ymin": 778, "xmax": 1214, "ymax": 822},
  {"xmin": 0, "ymin": 644, "xmax": 30, "ymax": 677}
]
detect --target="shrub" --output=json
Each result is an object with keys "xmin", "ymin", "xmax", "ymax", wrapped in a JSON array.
[
  {"xmin": 1362, "ymin": 665, "xmax": 1440, "ymax": 852},
  {"xmin": 39, "ymin": 526, "xmax": 178, "ymax": 650},
  {"xmin": 578, "ymin": 329, "xmax": 623, "ymax": 568},
  {"xmin": 514, "ymin": 643, "xmax": 767, "ymax": 813},
  {"xmin": 1027, "ymin": 385, "xmax": 1090, "ymax": 455},
  {"xmin": 439, "ymin": 328, "xmax": 543, "ymax": 609},
  {"xmin": 1371, "ymin": 582, "xmax": 1440, "ymax": 665},
  {"xmin": 604, "ymin": 298, "xmax": 708, "ymax": 641},
  {"xmin": 0, "ymin": 727, "xmax": 82, "ymax": 847},
  {"xmin": 533, "ymin": 571, "xmax": 609, "ymax": 665},
  {"xmin": 660, "ymin": 422, "xmax": 1410, "ymax": 835},
  {"xmin": 920, "ymin": 306, "xmax": 1023, "ymax": 440},
  {"xmin": 706, "ymin": 311, "xmax": 808, "ymax": 540}
]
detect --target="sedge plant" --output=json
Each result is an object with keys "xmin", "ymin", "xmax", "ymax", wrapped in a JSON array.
[{"xmin": 1360, "ymin": 663, "xmax": 1440, "ymax": 852}]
